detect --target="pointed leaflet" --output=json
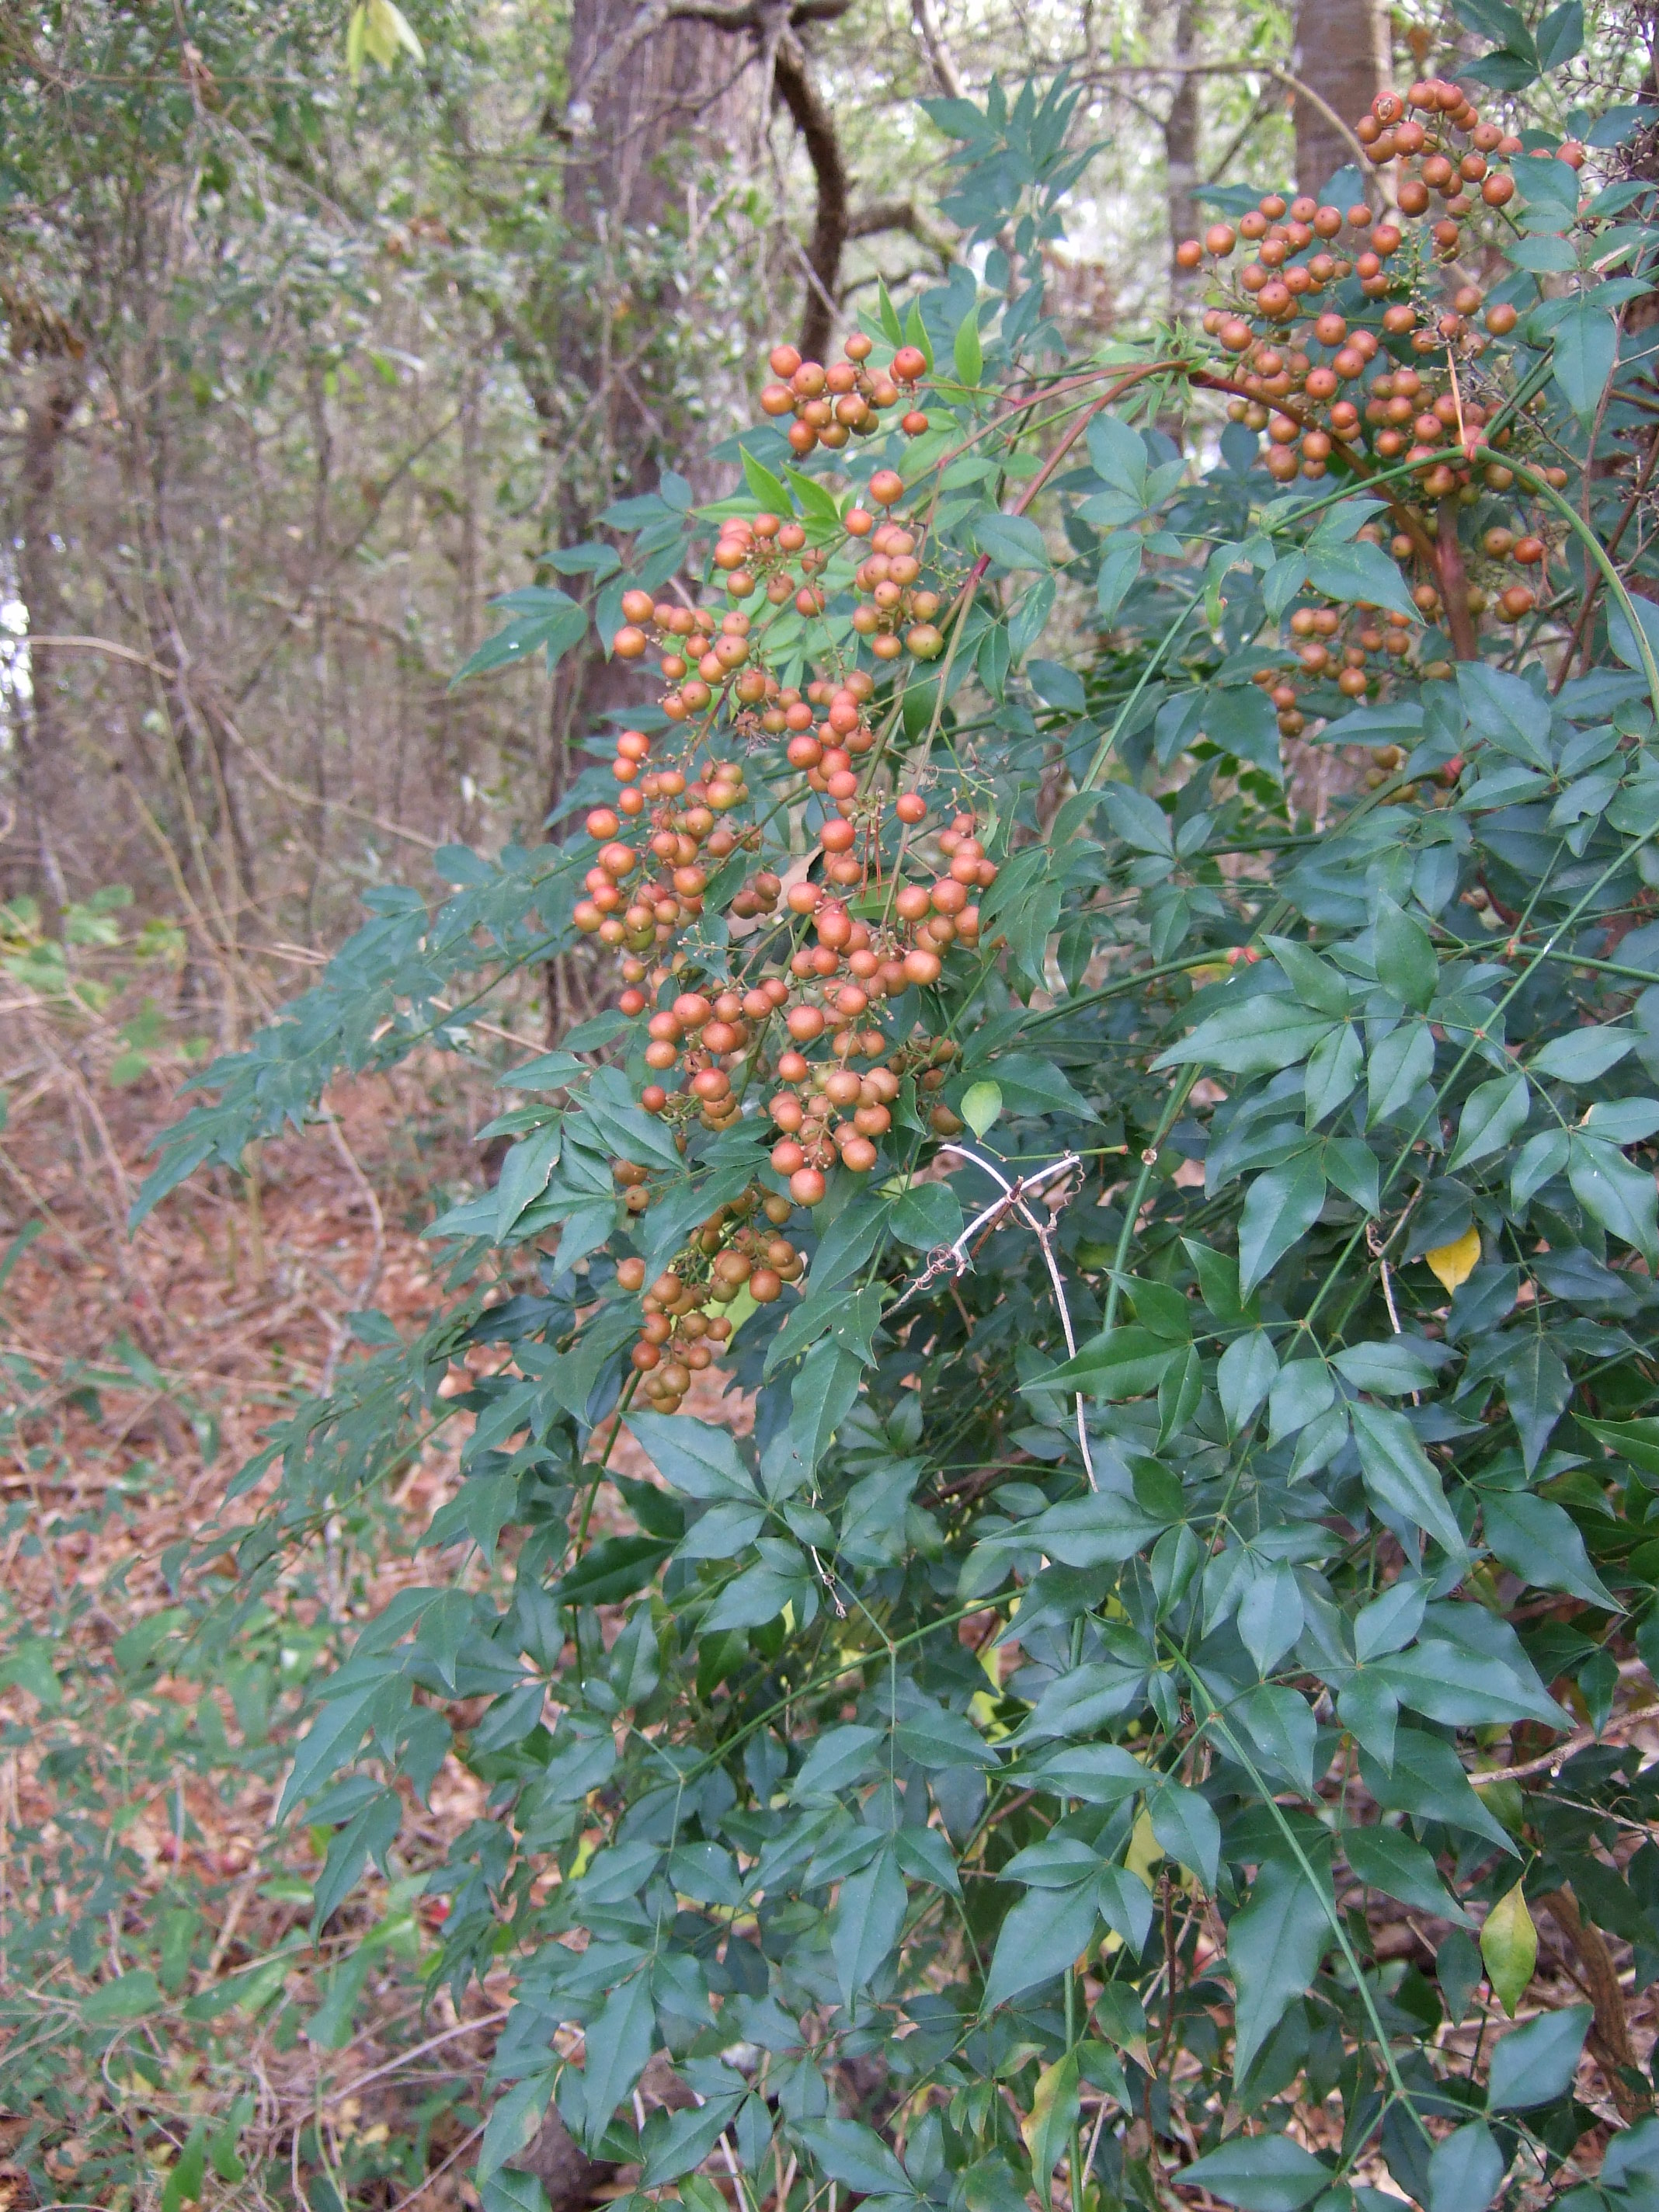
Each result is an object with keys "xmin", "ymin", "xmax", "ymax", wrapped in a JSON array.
[
  {"xmin": 581, "ymin": 1970, "xmax": 656, "ymax": 2148},
  {"xmin": 1304, "ymin": 1023, "xmax": 1362, "ymax": 1125},
  {"xmin": 1487, "ymin": 2004, "xmax": 1591, "ymax": 2108},
  {"xmin": 1235, "ymin": 1685, "xmax": 1317, "ymax": 1795},
  {"xmin": 311, "ymin": 1789, "xmax": 402, "ymax": 1934},
  {"xmin": 1481, "ymin": 1880, "xmax": 1537, "ymax": 2018},
  {"xmin": 1263, "ymin": 934, "xmax": 1350, "ymax": 1017},
  {"xmin": 741, "ymin": 447, "xmax": 795, "ymax": 518},
  {"xmin": 624, "ymin": 1413, "xmax": 755, "ymax": 1501},
  {"xmin": 642, "ymin": 2097, "xmax": 746, "ymax": 2187},
  {"xmin": 1374, "ymin": 896, "xmax": 1438, "ymax": 1011},
  {"xmin": 1355, "ymin": 1578, "xmax": 1428, "ymax": 1661},
  {"xmin": 831, "ymin": 1842, "xmax": 908, "ymax": 2009},
  {"xmin": 1368, "ymin": 1021, "xmax": 1435, "ymax": 1125},
  {"xmin": 1361, "ymin": 1730, "xmax": 1517, "ymax": 1853},
  {"xmin": 1033, "ymin": 1326, "xmax": 1181, "ymax": 1400},
  {"xmin": 1569, "ymin": 1135, "xmax": 1659, "ymax": 1261},
  {"xmin": 1480, "ymin": 1490, "xmax": 1614, "ymax": 1608},
  {"xmin": 983, "ymin": 1877, "xmax": 1099, "ymax": 2010},
  {"xmin": 478, "ymin": 2071, "xmax": 558, "ymax": 2184},
  {"xmin": 1148, "ymin": 1782, "xmax": 1219, "ymax": 1889},
  {"xmin": 1551, "ymin": 298, "xmax": 1617, "ymax": 429},
  {"xmin": 1086, "ymin": 1868, "xmax": 1147, "ymax": 1962},
  {"xmin": 1341, "ymin": 1824, "xmax": 1472, "ymax": 1925},
  {"xmin": 1219, "ymin": 1330, "xmax": 1278, "ymax": 1435},
  {"xmin": 791, "ymin": 2119, "xmax": 916, "ymax": 2200},
  {"xmin": 1236, "ymin": 1561, "xmax": 1303, "ymax": 1678},
  {"xmin": 1532, "ymin": 1025, "xmax": 1635, "ymax": 1082},
  {"xmin": 1014, "ymin": 1488, "xmax": 1174, "ymax": 1564},
  {"xmin": 1426, "ymin": 2123, "xmax": 1505, "ymax": 2212},
  {"xmin": 1226, "ymin": 1855, "xmax": 1329, "ymax": 2079},
  {"xmin": 952, "ymin": 301, "xmax": 984, "ymax": 388},
  {"xmin": 1337, "ymin": 1673, "xmax": 1399, "ymax": 1769},
  {"xmin": 1238, "ymin": 1150, "xmax": 1327, "ymax": 1297},
  {"xmin": 1457, "ymin": 661, "xmax": 1553, "ymax": 771},
  {"xmin": 278, "ymin": 1678, "xmax": 387, "ymax": 1818},
  {"xmin": 791, "ymin": 1339, "xmax": 864, "ymax": 1476},
  {"xmin": 1497, "ymin": 1336, "xmax": 1572, "ymax": 1473},
  {"xmin": 495, "ymin": 1125, "xmax": 562, "ymax": 1239},
  {"xmin": 1448, "ymin": 1073, "xmax": 1529, "ymax": 1172},
  {"xmin": 1021, "ymin": 2052, "xmax": 1079, "ymax": 2187},
  {"xmin": 1351, "ymin": 1402, "xmax": 1467, "ymax": 1560},
  {"xmin": 1179, "ymin": 2135, "xmax": 1332, "ymax": 2211},
  {"xmin": 1428, "ymin": 1223, "xmax": 1483, "ymax": 1291},
  {"xmin": 1152, "ymin": 994, "xmax": 1335, "ymax": 1076}
]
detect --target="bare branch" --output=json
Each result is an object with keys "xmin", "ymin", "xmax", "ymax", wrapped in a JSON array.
[
  {"xmin": 846, "ymin": 197, "xmax": 955, "ymax": 254},
  {"xmin": 890, "ymin": 1147, "xmax": 1096, "ymax": 1490},
  {"xmin": 910, "ymin": 0, "xmax": 965, "ymax": 99},
  {"xmin": 1081, "ymin": 60, "xmax": 1368, "ymax": 173}
]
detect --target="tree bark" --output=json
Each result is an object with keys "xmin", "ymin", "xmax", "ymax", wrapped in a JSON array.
[
  {"xmin": 773, "ymin": 27, "xmax": 848, "ymax": 362},
  {"xmin": 1291, "ymin": 0, "xmax": 1389, "ymax": 197},
  {"xmin": 1163, "ymin": 0, "xmax": 1202, "ymax": 296},
  {"xmin": 10, "ymin": 363, "xmax": 82, "ymax": 927}
]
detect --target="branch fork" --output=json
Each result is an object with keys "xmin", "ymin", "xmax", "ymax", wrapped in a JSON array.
[{"xmin": 889, "ymin": 1146, "xmax": 1095, "ymax": 1487}]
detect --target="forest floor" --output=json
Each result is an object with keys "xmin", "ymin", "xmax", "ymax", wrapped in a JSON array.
[{"xmin": 0, "ymin": 969, "xmax": 537, "ymax": 2212}]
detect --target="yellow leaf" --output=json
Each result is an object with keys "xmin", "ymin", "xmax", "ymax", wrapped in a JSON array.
[
  {"xmin": 1020, "ymin": 2051, "xmax": 1080, "ymax": 2182},
  {"xmin": 372, "ymin": 0, "xmax": 425, "ymax": 61},
  {"xmin": 345, "ymin": 2, "xmax": 367, "ymax": 79},
  {"xmin": 1480, "ymin": 1879, "xmax": 1537, "ymax": 2017},
  {"xmin": 1424, "ymin": 1221, "xmax": 1481, "ymax": 1293},
  {"xmin": 1126, "ymin": 1806, "xmax": 1162, "ymax": 1890}
]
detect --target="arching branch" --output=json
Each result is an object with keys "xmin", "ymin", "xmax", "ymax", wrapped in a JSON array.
[
  {"xmin": 847, "ymin": 197, "xmax": 955, "ymax": 256},
  {"xmin": 770, "ymin": 27, "xmax": 848, "ymax": 360}
]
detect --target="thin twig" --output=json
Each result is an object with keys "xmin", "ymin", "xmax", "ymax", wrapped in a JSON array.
[
  {"xmin": 1476, "ymin": 1702, "xmax": 1659, "ymax": 1785},
  {"xmin": 892, "ymin": 1146, "xmax": 1094, "ymax": 1487},
  {"xmin": 383, "ymin": 2120, "xmax": 486, "ymax": 2212},
  {"xmin": 321, "ymin": 2009, "xmax": 511, "ymax": 2104}
]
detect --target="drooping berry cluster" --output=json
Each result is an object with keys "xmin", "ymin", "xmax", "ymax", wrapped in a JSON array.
[
  {"xmin": 1170, "ymin": 78, "xmax": 1578, "ymax": 729},
  {"xmin": 614, "ymin": 1188, "xmax": 804, "ymax": 1414}
]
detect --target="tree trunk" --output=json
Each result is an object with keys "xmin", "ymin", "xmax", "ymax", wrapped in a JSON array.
[
  {"xmin": 535, "ymin": 0, "xmax": 761, "ymax": 826},
  {"xmin": 1163, "ymin": 0, "xmax": 1202, "ymax": 297},
  {"xmin": 11, "ymin": 363, "xmax": 82, "ymax": 927},
  {"xmin": 1291, "ymin": 0, "xmax": 1388, "ymax": 197}
]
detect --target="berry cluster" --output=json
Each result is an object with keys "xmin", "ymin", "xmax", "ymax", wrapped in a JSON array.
[
  {"xmin": 614, "ymin": 1187, "xmax": 804, "ymax": 1413},
  {"xmin": 847, "ymin": 513, "xmax": 945, "ymax": 661},
  {"xmin": 759, "ymin": 336, "xmax": 930, "ymax": 455},
  {"xmin": 571, "ymin": 741, "xmax": 751, "ymax": 954},
  {"xmin": 1172, "ymin": 77, "xmax": 1579, "ymax": 725}
]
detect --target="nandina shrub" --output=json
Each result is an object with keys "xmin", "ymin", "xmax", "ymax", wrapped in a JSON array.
[{"xmin": 141, "ymin": 54, "xmax": 1659, "ymax": 2212}]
